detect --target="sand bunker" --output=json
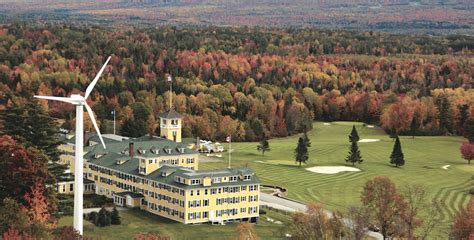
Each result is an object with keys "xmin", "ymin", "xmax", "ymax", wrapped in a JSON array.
[
  {"xmin": 358, "ymin": 139, "xmax": 380, "ymax": 143},
  {"xmin": 306, "ymin": 166, "xmax": 361, "ymax": 174},
  {"xmin": 323, "ymin": 123, "xmax": 332, "ymax": 126},
  {"xmin": 442, "ymin": 165, "xmax": 450, "ymax": 170},
  {"xmin": 366, "ymin": 125, "xmax": 375, "ymax": 128}
]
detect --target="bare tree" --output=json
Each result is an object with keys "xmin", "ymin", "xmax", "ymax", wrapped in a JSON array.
[
  {"xmin": 236, "ymin": 222, "xmax": 259, "ymax": 240},
  {"xmin": 346, "ymin": 206, "xmax": 370, "ymax": 240},
  {"xmin": 289, "ymin": 203, "xmax": 345, "ymax": 240},
  {"xmin": 403, "ymin": 184, "xmax": 441, "ymax": 240}
]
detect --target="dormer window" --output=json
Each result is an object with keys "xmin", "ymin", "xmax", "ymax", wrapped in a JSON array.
[
  {"xmin": 243, "ymin": 175, "xmax": 251, "ymax": 181},
  {"xmin": 177, "ymin": 147, "xmax": 185, "ymax": 153},
  {"xmin": 163, "ymin": 147, "xmax": 172, "ymax": 154},
  {"xmin": 137, "ymin": 148, "xmax": 146, "ymax": 155},
  {"xmin": 94, "ymin": 153, "xmax": 105, "ymax": 159},
  {"xmin": 150, "ymin": 148, "xmax": 159, "ymax": 154}
]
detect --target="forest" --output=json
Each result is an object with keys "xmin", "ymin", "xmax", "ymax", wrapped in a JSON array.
[{"xmin": 0, "ymin": 23, "xmax": 472, "ymax": 141}]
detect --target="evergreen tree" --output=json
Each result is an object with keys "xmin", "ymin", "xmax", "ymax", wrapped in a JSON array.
[
  {"xmin": 346, "ymin": 141, "xmax": 363, "ymax": 166},
  {"xmin": 110, "ymin": 207, "xmax": 121, "ymax": 225},
  {"xmin": 303, "ymin": 129, "xmax": 311, "ymax": 148},
  {"xmin": 0, "ymin": 100, "xmax": 67, "ymax": 182},
  {"xmin": 256, "ymin": 135, "xmax": 270, "ymax": 156},
  {"xmin": 389, "ymin": 127, "xmax": 397, "ymax": 141},
  {"xmin": 349, "ymin": 125, "xmax": 360, "ymax": 143},
  {"xmin": 457, "ymin": 104, "xmax": 469, "ymax": 135},
  {"xmin": 390, "ymin": 136, "xmax": 405, "ymax": 167},
  {"xmin": 410, "ymin": 116, "xmax": 418, "ymax": 139},
  {"xmin": 97, "ymin": 208, "xmax": 111, "ymax": 227},
  {"xmin": 463, "ymin": 117, "xmax": 474, "ymax": 144},
  {"xmin": 437, "ymin": 96, "xmax": 452, "ymax": 134},
  {"xmin": 295, "ymin": 137, "xmax": 309, "ymax": 167}
]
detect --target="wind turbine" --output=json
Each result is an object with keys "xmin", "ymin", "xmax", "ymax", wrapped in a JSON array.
[{"xmin": 35, "ymin": 56, "xmax": 111, "ymax": 235}]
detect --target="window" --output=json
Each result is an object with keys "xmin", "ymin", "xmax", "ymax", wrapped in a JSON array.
[
  {"xmin": 203, "ymin": 211, "xmax": 208, "ymax": 218},
  {"xmin": 69, "ymin": 183, "xmax": 73, "ymax": 191},
  {"xmin": 203, "ymin": 199, "xmax": 209, "ymax": 206},
  {"xmin": 205, "ymin": 189, "xmax": 208, "ymax": 195}
]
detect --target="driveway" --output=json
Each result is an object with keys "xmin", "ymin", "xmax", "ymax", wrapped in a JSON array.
[{"xmin": 260, "ymin": 193, "xmax": 383, "ymax": 240}]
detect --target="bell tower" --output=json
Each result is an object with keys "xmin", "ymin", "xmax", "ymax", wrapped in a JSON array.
[{"xmin": 159, "ymin": 109, "xmax": 182, "ymax": 143}]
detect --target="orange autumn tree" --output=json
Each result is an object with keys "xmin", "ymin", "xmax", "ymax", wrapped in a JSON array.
[{"xmin": 22, "ymin": 182, "xmax": 56, "ymax": 229}]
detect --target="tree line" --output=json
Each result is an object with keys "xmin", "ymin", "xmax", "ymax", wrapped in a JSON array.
[{"xmin": 0, "ymin": 24, "xmax": 472, "ymax": 142}]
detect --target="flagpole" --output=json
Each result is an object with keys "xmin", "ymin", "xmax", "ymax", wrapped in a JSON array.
[
  {"xmin": 113, "ymin": 109, "xmax": 116, "ymax": 135},
  {"xmin": 228, "ymin": 137, "xmax": 231, "ymax": 169},
  {"xmin": 169, "ymin": 75, "xmax": 172, "ymax": 110}
]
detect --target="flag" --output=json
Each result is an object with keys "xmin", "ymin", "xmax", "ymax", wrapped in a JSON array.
[
  {"xmin": 226, "ymin": 136, "xmax": 231, "ymax": 142},
  {"xmin": 167, "ymin": 75, "xmax": 172, "ymax": 82}
]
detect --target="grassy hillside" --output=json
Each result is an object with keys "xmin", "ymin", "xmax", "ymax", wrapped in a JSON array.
[{"xmin": 200, "ymin": 122, "xmax": 473, "ymax": 239}]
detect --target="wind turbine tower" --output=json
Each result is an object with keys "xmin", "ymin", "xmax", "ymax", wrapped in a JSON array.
[{"xmin": 34, "ymin": 56, "xmax": 111, "ymax": 235}]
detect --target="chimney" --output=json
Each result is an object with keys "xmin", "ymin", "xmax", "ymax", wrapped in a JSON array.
[
  {"xmin": 129, "ymin": 142, "xmax": 134, "ymax": 158},
  {"xmin": 84, "ymin": 130, "xmax": 90, "ymax": 146}
]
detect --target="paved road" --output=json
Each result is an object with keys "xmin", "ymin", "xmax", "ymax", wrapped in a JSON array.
[{"xmin": 260, "ymin": 193, "xmax": 384, "ymax": 240}]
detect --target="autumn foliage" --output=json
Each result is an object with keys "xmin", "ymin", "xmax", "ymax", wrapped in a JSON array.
[
  {"xmin": 460, "ymin": 142, "xmax": 474, "ymax": 164},
  {"xmin": 450, "ymin": 198, "xmax": 474, "ymax": 240}
]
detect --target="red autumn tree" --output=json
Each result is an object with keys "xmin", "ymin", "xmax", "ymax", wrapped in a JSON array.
[
  {"xmin": 450, "ymin": 198, "xmax": 474, "ymax": 240},
  {"xmin": 460, "ymin": 142, "xmax": 474, "ymax": 164},
  {"xmin": 2, "ymin": 226, "xmax": 34, "ymax": 240},
  {"xmin": 0, "ymin": 135, "xmax": 51, "ymax": 205}
]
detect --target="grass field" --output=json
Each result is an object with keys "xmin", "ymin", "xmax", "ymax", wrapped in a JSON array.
[
  {"xmin": 200, "ymin": 121, "xmax": 473, "ymax": 239},
  {"xmin": 59, "ymin": 207, "xmax": 291, "ymax": 240}
]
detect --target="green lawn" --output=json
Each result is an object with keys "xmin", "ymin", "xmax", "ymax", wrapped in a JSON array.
[
  {"xmin": 201, "ymin": 121, "xmax": 473, "ymax": 239},
  {"xmin": 59, "ymin": 207, "xmax": 290, "ymax": 240}
]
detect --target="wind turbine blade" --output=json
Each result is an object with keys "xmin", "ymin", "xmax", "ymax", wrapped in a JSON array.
[
  {"xmin": 84, "ymin": 102, "xmax": 106, "ymax": 149},
  {"xmin": 34, "ymin": 95, "xmax": 75, "ymax": 104},
  {"xmin": 85, "ymin": 56, "xmax": 111, "ymax": 99}
]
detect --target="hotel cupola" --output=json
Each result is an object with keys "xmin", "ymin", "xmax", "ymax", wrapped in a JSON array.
[{"xmin": 159, "ymin": 108, "xmax": 182, "ymax": 143}]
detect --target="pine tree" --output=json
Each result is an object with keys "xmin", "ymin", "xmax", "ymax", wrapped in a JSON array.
[
  {"xmin": 463, "ymin": 117, "xmax": 474, "ymax": 144},
  {"xmin": 303, "ymin": 129, "xmax": 311, "ymax": 148},
  {"xmin": 410, "ymin": 116, "xmax": 418, "ymax": 139},
  {"xmin": 0, "ymin": 100, "xmax": 67, "ymax": 182},
  {"xmin": 295, "ymin": 137, "xmax": 309, "ymax": 167},
  {"xmin": 346, "ymin": 125, "xmax": 363, "ymax": 166},
  {"xmin": 346, "ymin": 141, "xmax": 363, "ymax": 166},
  {"xmin": 349, "ymin": 125, "xmax": 360, "ymax": 143},
  {"xmin": 457, "ymin": 104, "xmax": 469, "ymax": 135},
  {"xmin": 389, "ymin": 127, "xmax": 397, "ymax": 141},
  {"xmin": 256, "ymin": 135, "xmax": 270, "ymax": 156},
  {"xmin": 97, "ymin": 207, "xmax": 111, "ymax": 227},
  {"xmin": 437, "ymin": 96, "xmax": 452, "ymax": 135},
  {"xmin": 390, "ymin": 136, "xmax": 405, "ymax": 167},
  {"xmin": 111, "ymin": 207, "xmax": 121, "ymax": 225}
]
